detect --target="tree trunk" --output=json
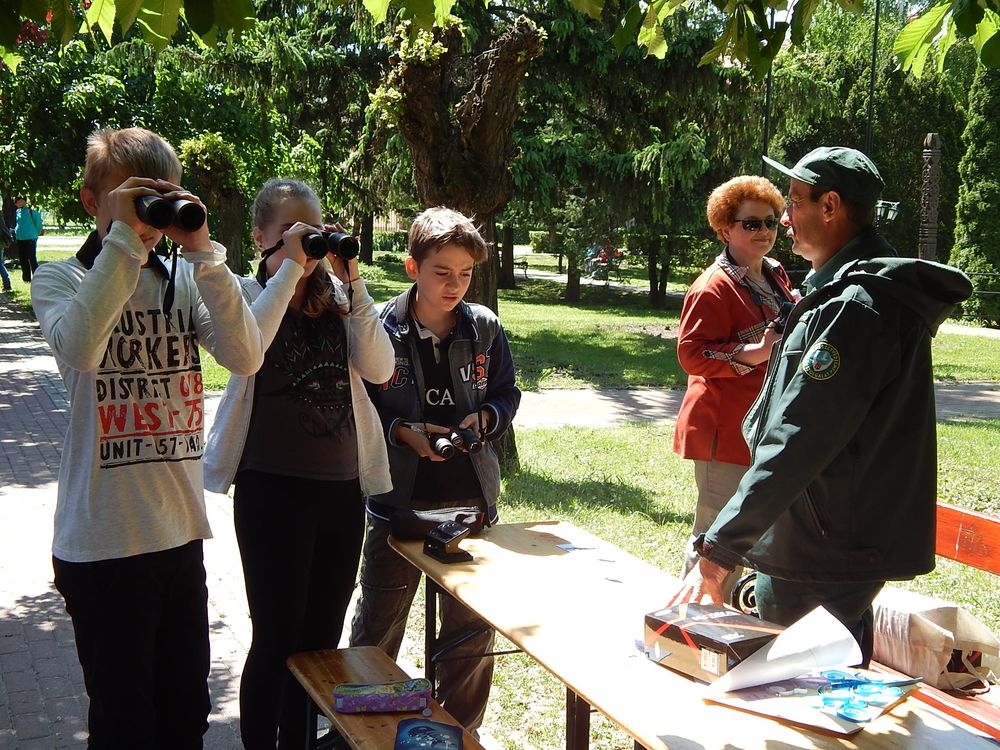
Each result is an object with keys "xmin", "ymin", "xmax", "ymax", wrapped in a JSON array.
[
  {"xmin": 499, "ymin": 224, "xmax": 515, "ymax": 289},
  {"xmin": 388, "ymin": 17, "xmax": 542, "ymax": 476},
  {"xmin": 647, "ymin": 235, "xmax": 666, "ymax": 308},
  {"xmin": 360, "ymin": 212, "xmax": 374, "ymax": 265}
]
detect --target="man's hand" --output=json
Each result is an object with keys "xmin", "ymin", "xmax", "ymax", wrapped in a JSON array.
[{"xmin": 667, "ymin": 556, "xmax": 729, "ymax": 607}]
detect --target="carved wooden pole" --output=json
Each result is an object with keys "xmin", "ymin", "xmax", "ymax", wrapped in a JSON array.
[{"xmin": 918, "ymin": 133, "xmax": 941, "ymax": 261}]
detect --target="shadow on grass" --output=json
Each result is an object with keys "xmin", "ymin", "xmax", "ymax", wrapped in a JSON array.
[{"xmin": 503, "ymin": 467, "xmax": 693, "ymax": 528}]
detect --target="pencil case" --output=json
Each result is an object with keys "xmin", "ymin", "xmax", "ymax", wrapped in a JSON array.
[{"xmin": 333, "ymin": 678, "xmax": 432, "ymax": 713}]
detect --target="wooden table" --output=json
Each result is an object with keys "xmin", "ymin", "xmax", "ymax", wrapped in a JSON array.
[
  {"xmin": 286, "ymin": 646, "xmax": 483, "ymax": 750},
  {"xmin": 389, "ymin": 520, "xmax": 998, "ymax": 750}
]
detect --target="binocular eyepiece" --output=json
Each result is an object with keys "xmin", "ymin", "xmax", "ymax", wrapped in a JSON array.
[
  {"xmin": 430, "ymin": 427, "xmax": 484, "ymax": 459},
  {"xmin": 302, "ymin": 231, "xmax": 360, "ymax": 260},
  {"xmin": 135, "ymin": 195, "xmax": 206, "ymax": 232}
]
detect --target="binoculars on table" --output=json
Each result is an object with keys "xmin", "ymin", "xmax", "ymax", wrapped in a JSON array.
[
  {"xmin": 430, "ymin": 427, "xmax": 484, "ymax": 459},
  {"xmin": 135, "ymin": 195, "xmax": 206, "ymax": 232},
  {"xmin": 302, "ymin": 231, "xmax": 360, "ymax": 260}
]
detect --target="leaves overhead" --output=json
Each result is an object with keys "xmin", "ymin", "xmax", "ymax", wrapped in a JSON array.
[{"xmin": 3, "ymin": 0, "xmax": 1000, "ymax": 76}]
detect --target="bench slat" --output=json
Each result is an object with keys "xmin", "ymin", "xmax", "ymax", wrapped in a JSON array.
[
  {"xmin": 287, "ymin": 646, "xmax": 484, "ymax": 750},
  {"xmin": 935, "ymin": 502, "xmax": 1000, "ymax": 575}
]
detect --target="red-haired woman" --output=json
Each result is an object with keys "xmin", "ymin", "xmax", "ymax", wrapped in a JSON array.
[{"xmin": 673, "ymin": 175, "xmax": 798, "ymax": 599}]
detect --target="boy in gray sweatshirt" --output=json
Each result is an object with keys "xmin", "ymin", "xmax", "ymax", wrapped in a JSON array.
[{"xmin": 31, "ymin": 127, "xmax": 264, "ymax": 748}]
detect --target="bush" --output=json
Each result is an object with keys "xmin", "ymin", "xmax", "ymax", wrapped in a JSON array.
[
  {"xmin": 373, "ymin": 231, "xmax": 407, "ymax": 255},
  {"xmin": 528, "ymin": 230, "xmax": 554, "ymax": 255}
]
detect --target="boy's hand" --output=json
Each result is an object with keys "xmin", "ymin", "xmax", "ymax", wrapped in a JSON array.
[
  {"xmin": 395, "ymin": 421, "xmax": 451, "ymax": 461},
  {"xmin": 105, "ymin": 177, "xmax": 164, "ymax": 238},
  {"xmin": 152, "ymin": 181, "xmax": 212, "ymax": 251},
  {"xmin": 456, "ymin": 409, "xmax": 490, "ymax": 437}
]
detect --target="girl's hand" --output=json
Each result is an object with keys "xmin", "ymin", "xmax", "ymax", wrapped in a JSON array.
[{"xmin": 324, "ymin": 222, "xmax": 360, "ymax": 284}]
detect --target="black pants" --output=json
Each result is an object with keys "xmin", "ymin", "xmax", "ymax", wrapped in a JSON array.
[
  {"xmin": 53, "ymin": 540, "xmax": 211, "ymax": 750},
  {"xmin": 234, "ymin": 470, "xmax": 365, "ymax": 750},
  {"xmin": 16, "ymin": 238, "xmax": 38, "ymax": 282},
  {"xmin": 755, "ymin": 574, "xmax": 885, "ymax": 667}
]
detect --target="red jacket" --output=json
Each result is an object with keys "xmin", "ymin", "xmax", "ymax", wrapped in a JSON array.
[{"xmin": 672, "ymin": 251, "xmax": 795, "ymax": 465}]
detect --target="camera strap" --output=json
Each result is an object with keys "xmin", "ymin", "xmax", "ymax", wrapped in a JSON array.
[{"xmin": 255, "ymin": 239, "xmax": 284, "ymax": 288}]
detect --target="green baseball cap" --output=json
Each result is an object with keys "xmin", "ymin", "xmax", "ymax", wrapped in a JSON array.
[{"xmin": 762, "ymin": 146, "xmax": 884, "ymax": 205}]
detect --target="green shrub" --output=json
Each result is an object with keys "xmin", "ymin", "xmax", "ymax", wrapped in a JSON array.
[
  {"xmin": 373, "ymin": 231, "xmax": 407, "ymax": 255},
  {"xmin": 528, "ymin": 230, "xmax": 554, "ymax": 255},
  {"xmin": 952, "ymin": 66, "xmax": 1000, "ymax": 325}
]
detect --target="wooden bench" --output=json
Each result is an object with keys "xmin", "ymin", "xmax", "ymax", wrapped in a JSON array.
[
  {"xmin": 880, "ymin": 501, "xmax": 1000, "ymax": 739},
  {"xmin": 513, "ymin": 257, "xmax": 529, "ymax": 278},
  {"xmin": 286, "ymin": 645, "xmax": 485, "ymax": 750}
]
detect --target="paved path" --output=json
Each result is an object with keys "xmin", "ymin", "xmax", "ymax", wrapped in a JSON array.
[{"xmin": 1, "ymin": 292, "xmax": 999, "ymax": 748}]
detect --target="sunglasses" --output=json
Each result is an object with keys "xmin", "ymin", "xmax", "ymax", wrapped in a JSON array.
[{"xmin": 732, "ymin": 216, "xmax": 779, "ymax": 232}]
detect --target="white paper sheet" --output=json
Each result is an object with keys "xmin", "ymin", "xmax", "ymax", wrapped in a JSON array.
[{"xmin": 705, "ymin": 606, "xmax": 863, "ymax": 694}]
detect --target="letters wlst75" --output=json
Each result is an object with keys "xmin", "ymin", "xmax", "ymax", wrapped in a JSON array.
[{"xmin": 93, "ymin": 307, "xmax": 207, "ymax": 469}]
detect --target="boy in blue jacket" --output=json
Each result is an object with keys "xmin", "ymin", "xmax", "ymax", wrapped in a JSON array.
[{"xmin": 350, "ymin": 206, "xmax": 520, "ymax": 731}]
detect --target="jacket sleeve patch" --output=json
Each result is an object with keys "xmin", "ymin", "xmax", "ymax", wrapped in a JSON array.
[{"xmin": 801, "ymin": 341, "xmax": 841, "ymax": 381}]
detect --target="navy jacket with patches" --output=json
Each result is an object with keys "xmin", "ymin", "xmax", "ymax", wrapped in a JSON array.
[
  {"xmin": 703, "ymin": 229, "xmax": 972, "ymax": 582},
  {"xmin": 365, "ymin": 284, "xmax": 521, "ymax": 513}
]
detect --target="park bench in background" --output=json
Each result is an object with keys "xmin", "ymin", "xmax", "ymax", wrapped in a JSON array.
[
  {"xmin": 286, "ymin": 645, "xmax": 485, "ymax": 750},
  {"xmin": 871, "ymin": 502, "xmax": 1000, "ymax": 740},
  {"xmin": 513, "ymin": 257, "xmax": 529, "ymax": 278}
]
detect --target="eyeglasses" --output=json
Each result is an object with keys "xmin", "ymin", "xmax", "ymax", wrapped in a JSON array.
[{"xmin": 732, "ymin": 216, "xmax": 779, "ymax": 232}]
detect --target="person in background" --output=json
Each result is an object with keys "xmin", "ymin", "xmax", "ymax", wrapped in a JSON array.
[
  {"xmin": 31, "ymin": 126, "xmax": 264, "ymax": 748},
  {"xmin": 0, "ymin": 215, "xmax": 12, "ymax": 291},
  {"xmin": 669, "ymin": 147, "xmax": 973, "ymax": 666},
  {"xmin": 350, "ymin": 206, "xmax": 521, "ymax": 732},
  {"xmin": 204, "ymin": 179, "xmax": 393, "ymax": 750},
  {"xmin": 673, "ymin": 175, "xmax": 797, "ymax": 601},
  {"xmin": 14, "ymin": 195, "xmax": 43, "ymax": 282}
]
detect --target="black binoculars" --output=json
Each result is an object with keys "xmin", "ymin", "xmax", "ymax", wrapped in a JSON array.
[
  {"xmin": 135, "ymin": 195, "xmax": 206, "ymax": 232},
  {"xmin": 773, "ymin": 300, "xmax": 796, "ymax": 334},
  {"xmin": 302, "ymin": 231, "xmax": 360, "ymax": 260},
  {"xmin": 430, "ymin": 427, "xmax": 484, "ymax": 459}
]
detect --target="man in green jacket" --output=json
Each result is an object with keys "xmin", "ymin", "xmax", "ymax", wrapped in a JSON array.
[{"xmin": 669, "ymin": 147, "xmax": 973, "ymax": 665}]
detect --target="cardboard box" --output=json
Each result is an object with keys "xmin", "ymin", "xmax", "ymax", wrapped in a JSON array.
[{"xmin": 644, "ymin": 603, "xmax": 783, "ymax": 683}]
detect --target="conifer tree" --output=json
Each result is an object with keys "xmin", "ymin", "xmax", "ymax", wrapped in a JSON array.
[{"xmin": 951, "ymin": 65, "xmax": 1000, "ymax": 325}]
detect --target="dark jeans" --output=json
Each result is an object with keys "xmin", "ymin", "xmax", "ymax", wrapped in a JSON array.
[
  {"xmin": 16, "ymin": 238, "xmax": 38, "ymax": 282},
  {"xmin": 754, "ymin": 574, "xmax": 885, "ymax": 667},
  {"xmin": 350, "ymin": 514, "xmax": 495, "ymax": 731},
  {"xmin": 234, "ymin": 470, "xmax": 365, "ymax": 750},
  {"xmin": 0, "ymin": 249, "xmax": 10, "ymax": 288},
  {"xmin": 53, "ymin": 540, "xmax": 211, "ymax": 750}
]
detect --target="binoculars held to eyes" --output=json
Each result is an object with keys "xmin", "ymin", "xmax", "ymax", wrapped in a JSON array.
[
  {"xmin": 430, "ymin": 427, "xmax": 484, "ymax": 459},
  {"xmin": 302, "ymin": 231, "xmax": 360, "ymax": 260},
  {"xmin": 135, "ymin": 195, "xmax": 206, "ymax": 232}
]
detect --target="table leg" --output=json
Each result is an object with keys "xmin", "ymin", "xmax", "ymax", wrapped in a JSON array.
[
  {"xmin": 305, "ymin": 696, "xmax": 318, "ymax": 750},
  {"xmin": 566, "ymin": 686, "xmax": 590, "ymax": 750},
  {"xmin": 425, "ymin": 576, "xmax": 440, "ymax": 696}
]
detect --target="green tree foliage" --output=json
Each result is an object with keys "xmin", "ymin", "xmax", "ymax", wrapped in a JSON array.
[
  {"xmin": 4, "ymin": 1, "xmax": 997, "ymax": 81},
  {"xmin": 508, "ymin": 3, "xmax": 756, "ymax": 307},
  {"xmin": 769, "ymin": 2, "xmax": 966, "ymax": 264},
  {"xmin": 951, "ymin": 65, "xmax": 1000, "ymax": 324}
]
